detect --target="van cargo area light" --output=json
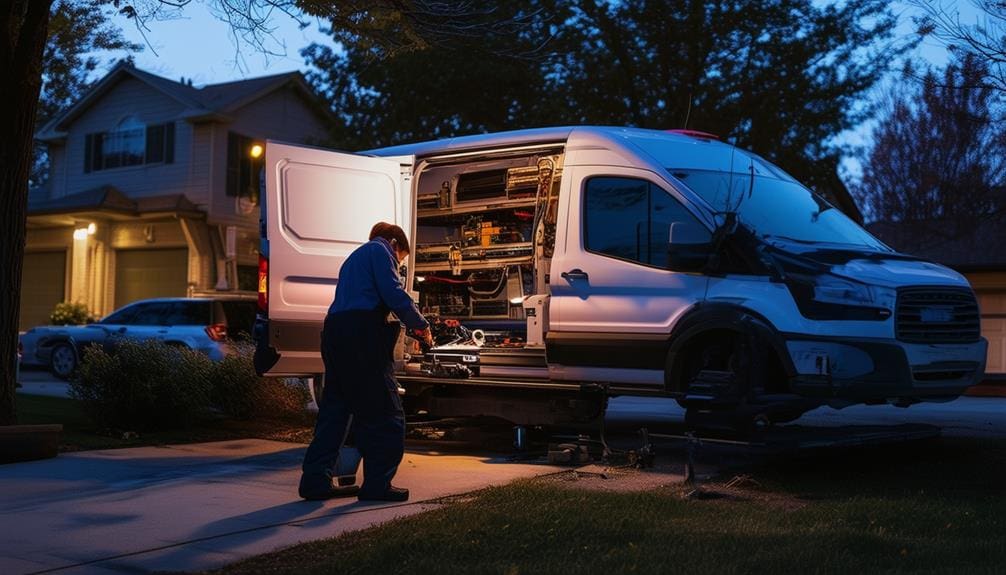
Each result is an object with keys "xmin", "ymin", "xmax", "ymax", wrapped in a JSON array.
[{"xmin": 73, "ymin": 228, "xmax": 88, "ymax": 240}]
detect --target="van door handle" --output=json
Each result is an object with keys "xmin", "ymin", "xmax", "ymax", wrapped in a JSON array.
[{"xmin": 561, "ymin": 269, "xmax": 589, "ymax": 282}]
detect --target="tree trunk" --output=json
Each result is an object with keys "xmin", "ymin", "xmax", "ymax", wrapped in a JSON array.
[{"xmin": 0, "ymin": 1, "xmax": 53, "ymax": 426}]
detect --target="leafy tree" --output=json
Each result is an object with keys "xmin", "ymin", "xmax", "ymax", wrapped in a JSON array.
[
  {"xmin": 304, "ymin": 0, "xmax": 908, "ymax": 202},
  {"xmin": 1, "ymin": 0, "xmax": 53, "ymax": 426},
  {"xmin": 302, "ymin": 0, "xmax": 556, "ymax": 149},
  {"xmin": 32, "ymin": 1, "xmax": 142, "ymax": 189},
  {"xmin": 852, "ymin": 54, "xmax": 1006, "ymax": 233}
]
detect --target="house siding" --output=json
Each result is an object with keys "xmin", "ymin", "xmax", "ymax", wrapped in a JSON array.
[
  {"xmin": 206, "ymin": 85, "xmax": 330, "ymax": 228},
  {"xmin": 58, "ymin": 77, "xmax": 205, "ymax": 204}
]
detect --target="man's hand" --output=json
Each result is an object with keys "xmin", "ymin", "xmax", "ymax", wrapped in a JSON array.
[{"xmin": 414, "ymin": 327, "xmax": 434, "ymax": 348}]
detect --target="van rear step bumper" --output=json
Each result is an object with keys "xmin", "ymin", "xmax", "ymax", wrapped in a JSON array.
[{"xmin": 398, "ymin": 374, "xmax": 674, "ymax": 397}]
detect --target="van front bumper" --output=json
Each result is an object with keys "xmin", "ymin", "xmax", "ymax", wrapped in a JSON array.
[{"xmin": 783, "ymin": 335, "xmax": 987, "ymax": 402}]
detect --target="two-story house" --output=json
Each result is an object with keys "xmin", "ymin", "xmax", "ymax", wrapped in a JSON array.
[{"xmin": 24, "ymin": 61, "xmax": 332, "ymax": 330}]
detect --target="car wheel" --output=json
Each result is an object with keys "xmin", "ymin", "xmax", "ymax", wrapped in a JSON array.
[{"xmin": 50, "ymin": 343, "xmax": 78, "ymax": 380}]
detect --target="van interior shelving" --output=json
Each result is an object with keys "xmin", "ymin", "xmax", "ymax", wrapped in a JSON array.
[{"xmin": 410, "ymin": 150, "xmax": 564, "ymax": 357}]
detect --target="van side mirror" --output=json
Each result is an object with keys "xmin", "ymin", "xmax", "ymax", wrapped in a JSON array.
[{"xmin": 667, "ymin": 221, "xmax": 714, "ymax": 272}]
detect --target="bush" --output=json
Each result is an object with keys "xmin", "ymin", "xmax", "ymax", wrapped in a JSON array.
[
  {"xmin": 71, "ymin": 339, "xmax": 309, "ymax": 431},
  {"xmin": 49, "ymin": 301, "xmax": 93, "ymax": 325},
  {"xmin": 211, "ymin": 342, "xmax": 310, "ymax": 420},
  {"xmin": 71, "ymin": 339, "xmax": 214, "ymax": 431}
]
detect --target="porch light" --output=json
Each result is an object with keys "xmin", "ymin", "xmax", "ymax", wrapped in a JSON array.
[{"xmin": 249, "ymin": 144, "xmax": 264, "ymax": 159}]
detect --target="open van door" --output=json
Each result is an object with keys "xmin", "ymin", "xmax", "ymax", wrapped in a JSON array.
[{"xmin": 257, "ymin": 141, "xmax": 414, "ymax": 376}]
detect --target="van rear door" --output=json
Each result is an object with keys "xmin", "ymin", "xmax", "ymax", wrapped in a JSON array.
[{"xmin": 260, "ymin": 141, "xmax": 414, "ymax": 376}]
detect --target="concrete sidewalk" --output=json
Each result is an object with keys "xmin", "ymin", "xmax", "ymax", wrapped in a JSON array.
[{"xmin": 0, "ymin": 440, "xmax": 562, "ymax": 575}]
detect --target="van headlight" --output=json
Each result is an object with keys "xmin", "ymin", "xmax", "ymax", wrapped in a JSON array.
[
  {"xmin": 787, "ymin": 274, "xmax": 895, "ymax": 320},
  {"xmin": 812, "ymin": 277, "xmax": 875, "ymax": 306}
]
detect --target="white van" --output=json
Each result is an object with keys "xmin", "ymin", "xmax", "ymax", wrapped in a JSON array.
[{"xmin": 254, "ymin": 126, "xmax": 986, "ymax": 426}]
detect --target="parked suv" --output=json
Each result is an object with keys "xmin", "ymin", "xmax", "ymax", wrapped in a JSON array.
[{"xmin": 20, "ymin": 297, "xmax": 256, "ymax": 379}]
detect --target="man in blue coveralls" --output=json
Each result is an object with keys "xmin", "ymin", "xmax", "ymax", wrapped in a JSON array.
[{"xmin": 299, "ymin": 222, "xmax": 433, "ymax": 502}]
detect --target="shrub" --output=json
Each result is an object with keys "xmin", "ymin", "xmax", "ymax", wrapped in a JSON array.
[
  {"xmin": 210, "ymin": 342, "xmax": 310, "ymax": 420},
  {"xmin": 71, "ymin": 339, "xmax": 214, "ymax": 431},
  {"xmin": 49, "ymin": 301, "xmax": 93, "ymax": 325}
]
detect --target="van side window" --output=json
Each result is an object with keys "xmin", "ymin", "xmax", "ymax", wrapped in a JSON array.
[{"xmin": 584, "ymin": 177, "xmax": 701, "ymax": 267}]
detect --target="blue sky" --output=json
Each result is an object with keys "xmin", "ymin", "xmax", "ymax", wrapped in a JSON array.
[{"xmin": 114, "ymin": 3, "xmax": 331, "ymax": 85}]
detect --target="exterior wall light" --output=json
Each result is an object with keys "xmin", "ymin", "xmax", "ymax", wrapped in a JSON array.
[{"xmin": 249, "ymin": 144, "xmax": 264, "ymax": 159}]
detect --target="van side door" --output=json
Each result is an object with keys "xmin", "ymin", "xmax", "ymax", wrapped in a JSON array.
[
  {"xmin": 547, "ymin": 167, "xmax": 710, "ymax": 386},
  {"xmin": 261, "ymin": 141, "xmax": 414, "ymax": 376}
]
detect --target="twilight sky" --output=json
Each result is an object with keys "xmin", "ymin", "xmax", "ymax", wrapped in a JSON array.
[
  {"xmin": 117, "ymin": 2, "xmax": 978, "ymax": 86},
  {"xmin": 106, "ymin": 0, "xmax": 983, "ymax": 168}
]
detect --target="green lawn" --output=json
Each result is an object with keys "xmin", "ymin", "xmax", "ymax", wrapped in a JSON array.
[
  {"xmin": 15, "ymin": 394, "xmax": 314, "ymax": 451},
  {"xmin": 210, "ymin": 437, "xmax": 1006, "ymax": 575}
]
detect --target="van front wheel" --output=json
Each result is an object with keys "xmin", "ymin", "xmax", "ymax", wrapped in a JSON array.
[{"xmin": 674, "ymin": 330, "xmax": 755, "ymax": 411}]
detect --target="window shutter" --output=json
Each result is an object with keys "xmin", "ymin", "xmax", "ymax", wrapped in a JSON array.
[
  {"xmin": 145, "ymin": 124, "xmax": 165, "ymax": 163},
  {"xmin": 92, "ymin": 133, "xmax": 104, "ymax": 172},
  {"xmin": 226, "ymin": 132, "xmax": 239, "ymax": 196},
  {"xmin": 165, "ymin": 121, "xmax": 175, "ymax": 164},
  {"xmin": 84, "ymin": 134, "xmax": 93, "ymax": 173}
]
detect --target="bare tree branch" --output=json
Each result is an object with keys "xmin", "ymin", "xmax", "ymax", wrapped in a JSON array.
[{"xmin": 912, "ymin": 1, "xmax": 1006, "ymax": 92}]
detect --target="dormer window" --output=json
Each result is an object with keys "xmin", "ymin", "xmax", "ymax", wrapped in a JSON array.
[
  {"xmin": 103, "ymin": 116, "xmax": 144, "ymax": 168},
  {"xmin": 84, "ymin": 117, "xmax": 175, "ymax": 172}
]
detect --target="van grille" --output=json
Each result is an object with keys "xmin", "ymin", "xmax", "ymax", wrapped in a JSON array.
[{"xmin": 895, "ymin": 287, "xmax": 981, "ymax": 344}]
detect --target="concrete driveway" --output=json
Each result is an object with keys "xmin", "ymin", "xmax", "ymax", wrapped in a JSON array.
[
  {"xmin": 0, "ymin": 440, "xmax": 563, "ymax": 575},
  {"xmin": 16, "ymin": 368, "xmax": 70, "ymax": 399}
]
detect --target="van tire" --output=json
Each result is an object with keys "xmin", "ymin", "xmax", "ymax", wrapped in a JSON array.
[{"xmin": 674, "ymin": 329, "xmax": 760, "ymax": 410}]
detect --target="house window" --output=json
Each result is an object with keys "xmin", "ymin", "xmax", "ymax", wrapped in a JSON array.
[
  {"xmin": 226, "ymin": 132, "xmax": 263, "ymax": 202},
  {"xmin": 84, "ymin": 118, "xmax": 175, "ymax": 172}
]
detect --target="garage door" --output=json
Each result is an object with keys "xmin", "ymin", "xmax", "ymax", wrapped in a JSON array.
[
  {"xmin": 19, "ymin": 251, "xmax": 67, "ymax": 331},
  {"xmin": 115, "ymin": 248, "xmax": 188, "ymax": 309},
  {"xmin": 978, "ymin": 292, "xmax": 1006, "ymax": 374}
]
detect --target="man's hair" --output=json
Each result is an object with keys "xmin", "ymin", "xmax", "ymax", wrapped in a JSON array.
[{"xmin": 369, "ymin": 222, "xmax": 410, "ymax": 253}]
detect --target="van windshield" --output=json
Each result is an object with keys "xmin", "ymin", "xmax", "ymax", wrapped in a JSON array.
[{"xmin": 668, "ymin": 169, "xmax": 889, "ymax": 251}]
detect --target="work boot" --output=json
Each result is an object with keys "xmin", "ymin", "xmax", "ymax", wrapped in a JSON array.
[
  {"xmin": 299, "ymin": 483, "xmax": 361, "ymax": 501},
  {"xmin": 358, "ymin": 486, "xmax": 409, "ymax": 502},
  {"xmin": 299, "ymin": 473, "xmax": 360, "ymax": 501}
]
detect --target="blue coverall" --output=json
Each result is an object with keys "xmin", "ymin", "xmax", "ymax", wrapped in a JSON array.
[{"xmin": 300, "ymin": 237, "xmax": 429, "ymax": 498}]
